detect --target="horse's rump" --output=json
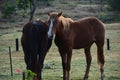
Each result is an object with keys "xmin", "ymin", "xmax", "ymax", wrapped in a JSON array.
[
  {"xmin": 76, "ymin": 17, "xmax": 105, "ymax": 31},
  {"xmin": 68, "ymin": 17, "xmax": 105, "ymax": 49},
  {"xmin": 21, "ymin": 19, "xmax": 52, "ymax": 80}
]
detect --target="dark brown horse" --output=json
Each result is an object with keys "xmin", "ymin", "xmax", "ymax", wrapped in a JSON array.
[
  {"xmin": 47, "ymin": 12, "xmax": 105, "ymax": 80},
  {"xmin": 21, "ymin": 19, "xmax": 53, "ymax": 80}
]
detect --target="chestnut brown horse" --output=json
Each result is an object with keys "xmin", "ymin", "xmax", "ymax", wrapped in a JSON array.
[
  {"xmin": 47, "ymin": 12, "xmax": 105, "ymax": 80},
  {"xmin": 21, "ymin": 19, "xmax": 53, "ymax": 80}
]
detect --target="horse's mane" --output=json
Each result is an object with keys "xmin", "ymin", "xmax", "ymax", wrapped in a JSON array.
[
  {"xmin": 35, "ymin": 18, "xmax": 48, "ymax": 27},
  {"xmin": 59, "ymin": 16, "xmax": 73, "ymax": 30}
]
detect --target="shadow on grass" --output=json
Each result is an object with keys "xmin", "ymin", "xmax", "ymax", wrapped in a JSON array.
[
  {"xmin": 0, "ymin": 75, "xmax": 12, "ymax": 79},
  {"xmin": 108, "ymin": 76, "xmax": 120, "ymax": 80},
  {"xmin": 0, "ymin": 74, "xmax": 22, "ymax": 80}
]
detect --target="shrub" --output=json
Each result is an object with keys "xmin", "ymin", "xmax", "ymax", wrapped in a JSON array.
[
  {"xmin": 23, "ymin": 69, "xmax": 36, "ymax": 80},
  {"xmin": 2, "ymin": 3, "xmax": 16, "ymax": 19},
  {"xmin": 98, "ymin": 12, "xmax": 114, "ymax": 23},
  {"xmin": 114, "ymin": 15, "xmax": 120, "ymax": 22},
  {"xmin": 107, "ymin": 0, "xmax": 120, "ymax": 11}
]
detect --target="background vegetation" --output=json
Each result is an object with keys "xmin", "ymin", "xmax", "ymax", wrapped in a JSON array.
[
  {"xmin": 107, "ymin": 0, "xmax": 120, "ymax": 11},
  {"xmin": 0, "ymin": 0, "xmax": 120, "ymax": 22}
]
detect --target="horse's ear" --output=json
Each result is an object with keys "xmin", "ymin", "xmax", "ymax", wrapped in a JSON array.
[
  {"xmin": 58, "ymin": 12, "xmax": 62, "ymax": 17},
  {"xmin": 48, "ymin": 12, "xmax": 50, "ymax": 16},
  {"xmin": 45, "ymin": 21, "xmax": 49, "ymax": 26}
]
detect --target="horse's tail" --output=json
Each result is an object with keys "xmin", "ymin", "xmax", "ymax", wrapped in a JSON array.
[
  {"xmin": 93, "ymin": 18, "xmax": 105, "ymax": 74},
  {"xmin": 95, "ymin": 40, "xmax": 105, "ymax": 68},
  {"xmin": 92, "ymin": 18, "xmax": 105, "ymax": 80},
  {"xmin": 29, "ymin": 24, "xmax": 40, "ymax": 74}
]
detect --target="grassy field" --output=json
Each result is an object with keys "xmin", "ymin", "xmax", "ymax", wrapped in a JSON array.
[
  {"xmin": 0, "ymin": 23, "xmax": 120, "ymax": 80},
  {"xmin": 0, "ymin": 1, "xmax": 120, "ymax": 80}
]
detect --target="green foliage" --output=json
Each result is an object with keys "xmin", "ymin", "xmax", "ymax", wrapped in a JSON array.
[
  {"xmin": 98, "ymin": 12, "xmax": 108, "ymax": 22},
  {"xmin": 23, "ymin": 69, "xmax": 37, "ymax": 80},
  {"xmin": 107, "ymin": 0, "xmax": 120, "ymax": 11},
  {"xmin": 16, "ymin": 0, "xmax": 30, "ymax": 16},
  {"xmin": 2, "ymin": 3, "xmax": 16, "ymax": 19},
  {"xmin": 114, "ymin": 15, "xmax": 120, "ymax": 22},
  {"xmin": 98, "ymin": 12, "xmax": 120, "ymax": 23},
  {"xmin": 16, "ymin": 0, "xmax": 29, "ymax": 9}
]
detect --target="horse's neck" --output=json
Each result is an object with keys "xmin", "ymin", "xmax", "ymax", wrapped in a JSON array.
[
  {"xmin": 58, "ymin": 16, "xmax": 73, "ymax": 31},
  {"xmin": 56, "ymin": 24, "xmax": 69, "ymax": 39}
]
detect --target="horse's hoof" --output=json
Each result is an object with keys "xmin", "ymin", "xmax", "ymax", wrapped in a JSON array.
[
  {"xmin": 101, "ymin": 73, "xmax": 105, "ymax": 80},
  {"xmin": 101, "ymin": 76, "xmax": 105, "ymax": 80},
  {"xmin": 83, "ymin": 77, "xmax": 88, "ymax": 80}
]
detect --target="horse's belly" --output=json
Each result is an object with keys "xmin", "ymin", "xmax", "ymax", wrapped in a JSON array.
[
  {"xmin": 73, "ymin": 38, "xmax": 94, "ymax": 49},
  {"xmin": 73, "ymin": 42, "xmax": 93, "ymax": 49}
]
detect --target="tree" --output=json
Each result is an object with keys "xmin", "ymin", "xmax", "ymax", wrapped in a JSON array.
[
  {"xmin": 1, "ymin": 0, "xmax": 51, "ymax": 21},
  {"xmin": 2, "ymin": 3, "xmax": 16, "ymax": 19},
  {"xmin": 17, "ymin": 0, "xmax": 38, "ymax": 21},
  {"xmin": 29, "ymin": 0, "xmax": 37, "ymax": 21},
  {"xmin": 17, "ymin": 0, "xmax": 51, "ymax": 21}
]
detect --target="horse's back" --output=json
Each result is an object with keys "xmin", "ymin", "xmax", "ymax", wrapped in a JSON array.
[
  {"xmin": 21, "ymin": 22, "xmax": 32, "ymax": 47},
  {"xmin": 82, "ymin": 17, "xmax": 105, "ymax": 39},
  {"xmin": 70, "ymin": 17, "xmax": 105, "ymax": 49},
  {"xmin": 71, "ymin": 17, "xmax": 105, "ymax": 35},
  {"xmin": 77, "ymin": 17, "xmax": 105, "ymax": 30},
  {"xmin": 21, "ymin": 20, "xmax": 49, "ymax": 51}
]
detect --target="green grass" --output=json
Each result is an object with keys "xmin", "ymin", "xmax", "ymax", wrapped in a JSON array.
[
  {"xmin": 0, "ymin": 32, "xmax": 22, "ymax": 54},
  {"xmin": 0, "ymin": 24, "xmax": 120, "ymax": 80}
]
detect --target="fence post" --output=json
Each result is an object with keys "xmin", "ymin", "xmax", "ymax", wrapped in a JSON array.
[
  {"xmin": 107, "ymin": 39, "xmax": 110, "ymax": 50},
  {"xmin": 16, "ymin": 38, "xmax": 19, "ymax": 51},
  {"xmin": 22, "ymin": 72, "xmax": 25, "ymax": 80},
  {"xmin": 9, "ymin": 47, "xmax": 13, "ymax": 76}
]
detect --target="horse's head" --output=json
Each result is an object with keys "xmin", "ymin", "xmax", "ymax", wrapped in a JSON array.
[{"xmin": 47, "ymin": 12, "xmax": 62, "ymax": 38}]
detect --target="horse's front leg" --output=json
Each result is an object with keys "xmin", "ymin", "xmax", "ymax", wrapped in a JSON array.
[
  {"xmin": 59, "ymin": 48, "xmax": 72, "ymax": 80},
  {"xmin": 66, "ymin": 50, "xmax": 72, "ymax": 80},
  {"xmin": 58, "ymin": 48, "xmax": 68, "ymax": 80},
  {"xmin": 83, "ymin": 47, "xmax": 92, "ymax": 80}
]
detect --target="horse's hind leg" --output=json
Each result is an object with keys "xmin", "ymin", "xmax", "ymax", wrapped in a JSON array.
[
  {"xmin": 95, "ymin": 40, "xmax": 105, "ymax": 80},
  {"xmin": 83, "ymin": 47, "xmax": 92, "ymax": 80},
  {"xmin": 21, "ymin": 35, "xmax": 30, "ymax": 69}
]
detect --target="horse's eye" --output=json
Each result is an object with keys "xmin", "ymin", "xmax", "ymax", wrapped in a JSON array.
[{"xmin": 48, "ymin": 20, "xmax": 50, "ymax": 24}]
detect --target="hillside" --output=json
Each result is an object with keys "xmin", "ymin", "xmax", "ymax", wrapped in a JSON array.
[{"xmin": 0, "ymin": 0, "xmax": 119, "ymax": 35}]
